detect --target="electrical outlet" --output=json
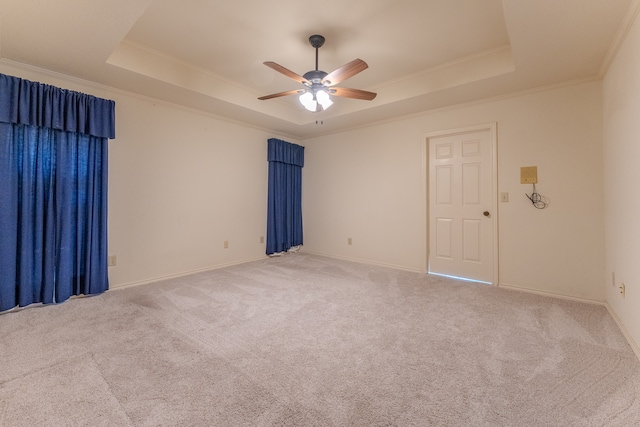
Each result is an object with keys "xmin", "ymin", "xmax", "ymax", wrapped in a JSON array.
[
  {"xmin": 224, "ymin": 241, "xmax": 229, "ymax": 249},
  {"xmin": 260, "ymin": 236, "xmax": 264, "ymax": 244},
  {"xmin": 620, "ymin": 282, "xmax": 625, "ymax": 298},
  {"xmin": 500, "ymin": 192, "xmax": 509, "ymax": 202},
  {"xmin": 108, "ymin": 255, "xmax": 117, "ymax": 267},
  {"xmin": 612, "ymin": 272, "xmax": 616, "ymax": 287},
  {"xmin": 348, "ymin": 237, "xmax": 353, "ymax": 245}
]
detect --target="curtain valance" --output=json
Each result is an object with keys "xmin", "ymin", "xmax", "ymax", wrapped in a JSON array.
[
  {"xmin": 0, "ymin": 73, "xmax": 115, "ymax": 139},
  {"xmin": 268, "ymin": 138, "xmax": 304, "ymax": 167}
]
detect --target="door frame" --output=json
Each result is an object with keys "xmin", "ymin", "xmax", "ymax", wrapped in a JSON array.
[{"xmin": 421, "ymin": 122, "xmax": 499, "ymax": 284}]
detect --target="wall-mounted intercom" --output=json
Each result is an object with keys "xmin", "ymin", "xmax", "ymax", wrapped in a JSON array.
[{"xmin": 520, "ymin": 166, "xmax": 538, "ymax": 184}]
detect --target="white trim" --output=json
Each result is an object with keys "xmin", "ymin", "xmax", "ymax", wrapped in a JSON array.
[
  {"xmin": 420, "ymin": 134, "xmax": 429, "ymax": 273},
  {"xmin": 498, "ymin": 282, "xmax": 604, "ymax": 305},
  {"xmin": 300, "ymin": 250, "xmax": 423, "ymax": 274},
  {"xmin": 499, "ymin": 283, "xmax": 640, "ymax": 363},
  {"xmin": 299, "ymin": 77, "xmax": 600, "ymax": 140},
  {"xmin": 423, "ymin": 122, "xmax": 499, "ymax": 285},
  {"xmin": 0, "ymin": 59, "xmax": 301, "ymax": 143},
  {"xmin": 109, "ymin": 255, "xmax": 268, "ymax": 291},
  {"xmin": 604, "ymin": 302, "xmax": 640, "ymax": 362},
  {"xmin": 0, "ymin": 58, "xmax": 600, "ymax": 143},
  {"xmin": 372, "ymin": 45, "xmax": 512, "ymax": 88},
  {"xmin": 599, "ymin": 0, "xmax": 640, "ymax": 76}
]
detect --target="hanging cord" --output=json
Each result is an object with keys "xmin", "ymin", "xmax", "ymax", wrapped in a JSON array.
[{"xmin": 525, "ymin": 184, "xmax": 548, "ymax": 209}]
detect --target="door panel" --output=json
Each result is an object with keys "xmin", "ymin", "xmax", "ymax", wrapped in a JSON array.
[
  {"xmin": 435, "ymin": 218, "xmax": 453, "ymax": 259},
  {"xmin": 462, "ymin": 163, "xmax": 481, "ymax": 204},
  {"xmin": 428, "ymin": 128, "xmax": 495, "ymax": 283},
  {"xmin": 436, "ymin": 165, "xmax": 453, "ymax": 204},
  {"xmin": 462, "ymin": 219, "xmax": 481, "ymax": 262}
]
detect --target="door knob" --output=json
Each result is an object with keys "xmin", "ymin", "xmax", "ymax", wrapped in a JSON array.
[{"xmin": 483, "ymin": 211, "xmax": 490, "ymax": 217}]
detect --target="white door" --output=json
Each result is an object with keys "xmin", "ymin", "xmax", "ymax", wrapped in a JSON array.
[{"xmin": 428, "ymin": 126, "xmax": 496, "ymax": 284}]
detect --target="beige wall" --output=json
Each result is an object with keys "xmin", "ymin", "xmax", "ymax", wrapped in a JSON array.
[
  {"xmin": 303, "ymin": 81, "xmax": 605, "ymax": 302},
  {"xmin": 603, "ymin": 11, "xmax": 640, "ymax": 352},
  {"xmin": 0, "ymin": 62, "xmax": 290, "ymax": 288},
  {"xmin": 108, "ymin": 96, "xmax": 283, "ymax": 287},
  {"xmin": 0, "ymin": 63, "xmax": 608, "ymax": 306}
]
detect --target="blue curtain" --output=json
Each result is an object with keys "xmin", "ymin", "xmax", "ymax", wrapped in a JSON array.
[
  {"xmin": 266, "ymin": 138, "xmax": 304, "ymax": 255},
  {"xmin": 0, "ymin": 73, "xmax": 115, "ymax": 312}
]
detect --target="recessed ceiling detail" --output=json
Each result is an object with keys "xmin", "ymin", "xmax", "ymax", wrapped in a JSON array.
[{"xmin": 0, "ymin": 0, "xmax": 634, "ymax": 138}]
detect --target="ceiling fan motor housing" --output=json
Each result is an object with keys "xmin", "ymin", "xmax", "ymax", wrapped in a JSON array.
[{"xmin": 303, "ymin": 70, "xmax": 328, "ymax": 84}]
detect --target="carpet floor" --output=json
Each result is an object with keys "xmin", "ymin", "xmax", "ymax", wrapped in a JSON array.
[{"xmin": 1, "ymin": 253, "xmax": 639, "ymax": 426}]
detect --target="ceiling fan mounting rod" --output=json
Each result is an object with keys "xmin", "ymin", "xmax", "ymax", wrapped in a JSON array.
[{"xmin": 308, "ymin": 35, "xmax": 325, "ymax": 71}]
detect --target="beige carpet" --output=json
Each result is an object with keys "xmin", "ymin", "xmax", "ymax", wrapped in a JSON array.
[{"xmin": 1, "ymin": 253, "xmax": 639, "ymax": 426}]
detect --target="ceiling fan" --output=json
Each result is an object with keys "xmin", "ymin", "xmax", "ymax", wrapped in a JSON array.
[{"xmin": 258, "ymin": 35, "xmax": 377, "ymax": 112}]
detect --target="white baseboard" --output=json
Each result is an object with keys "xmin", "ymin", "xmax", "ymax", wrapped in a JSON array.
[
  {"xmin": 300, "ymin": 249, "xmax": 423, "ymax": 274},
  {"xmin": 109, "ymin": 255, "xmax": 268, "ymax": 291},
  {"xmin": 497, "ymin": 282, "xmax": 604, "ymax": 305},
  {"xmin": 499, "ymin": 283, "xmax": 640, "ymax": 362},
  {"xmin": 604, "ymin": 302, "xmax": 640, "ymax": 362}
]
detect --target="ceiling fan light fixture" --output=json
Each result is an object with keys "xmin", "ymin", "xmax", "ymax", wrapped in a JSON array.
[
  {"xmin": 316, "ymin": 89, "xmax": 333, "ymax": 110},
  {"xmin": 299, "ymin": 91, "xmax": 317, "ymax": 111},
  {"xmin": 299, "ymin": 89, "xmax": 333, "ymax": 112}
]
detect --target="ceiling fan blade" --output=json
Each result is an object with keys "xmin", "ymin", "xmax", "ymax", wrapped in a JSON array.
[
  {"xmin": 263, "ymin": 61, "xmax": 310, "ymax": 85},
  {"xmin": 258, "ymin": 89, "xmax": 305, "ymax": 100},
  {"xmin": 331, "ymin": 87, "xmax": 377, "ymax": 101},
  {"xmin": 322, "ymin": 59, "xmax": 368, "ymax": 86}
]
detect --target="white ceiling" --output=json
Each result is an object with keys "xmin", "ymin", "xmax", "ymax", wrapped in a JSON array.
[{"xmin": 0, "ymin": 0, "xmax": 636, "ymax": 139}]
